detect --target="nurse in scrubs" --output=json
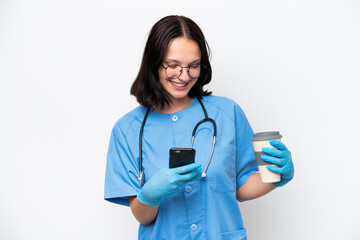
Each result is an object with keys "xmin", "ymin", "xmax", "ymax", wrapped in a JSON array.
[{"xmin": 104, "ymin": 15, "xmax": 294, "ymax": 240}]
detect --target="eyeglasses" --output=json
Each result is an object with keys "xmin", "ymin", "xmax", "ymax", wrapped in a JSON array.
[{"xmin": 161, "ymin": 63, "xmax": 201, "ymax": 79}]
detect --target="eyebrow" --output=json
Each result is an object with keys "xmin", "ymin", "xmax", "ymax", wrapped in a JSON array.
[{"xmin": 163, "ymin": 59, "xmax": 201, "ymax": 64}]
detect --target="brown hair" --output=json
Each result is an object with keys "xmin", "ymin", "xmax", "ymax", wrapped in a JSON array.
[{"xmin": 130, "ymin": 15, "xmax": 212, "ymax": 110}]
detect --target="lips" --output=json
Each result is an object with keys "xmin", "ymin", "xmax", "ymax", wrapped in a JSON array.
[
  {"xmin": 172, "ymin": 81, "xmax": 187, "ymax": 87},
  {"xmin": 169, "ymin": 80, "xmax": 190, "ymax": 89}
]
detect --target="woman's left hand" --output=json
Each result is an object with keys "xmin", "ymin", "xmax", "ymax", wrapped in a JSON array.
[{"xmin": 261, "ymin": 140, "xmax": 294, "ymax": 187}]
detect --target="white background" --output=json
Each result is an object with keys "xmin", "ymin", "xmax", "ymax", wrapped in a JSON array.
[{"xmin": 1, "ymin": 0, "xmax": 359, "ymax": 239}]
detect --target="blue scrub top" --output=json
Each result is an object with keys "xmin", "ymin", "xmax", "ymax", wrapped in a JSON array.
[{"xmin": 104, "ymin": 95, "xmax": 258, "ymax": 240}]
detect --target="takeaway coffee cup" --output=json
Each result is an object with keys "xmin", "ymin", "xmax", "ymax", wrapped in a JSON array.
[{"xmin": 251, "ymin": 131, "xmax": 282, "ymax": 183}]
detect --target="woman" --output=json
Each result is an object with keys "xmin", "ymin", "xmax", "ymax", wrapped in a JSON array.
[{"xmin": 104, "ymin": 15, "xmax": 294, "ymax": 240}]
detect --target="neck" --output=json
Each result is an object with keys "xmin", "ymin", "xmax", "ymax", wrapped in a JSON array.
[{"xmin": 156, "ymin": 97, "xmax": 194, "ymax": 114}]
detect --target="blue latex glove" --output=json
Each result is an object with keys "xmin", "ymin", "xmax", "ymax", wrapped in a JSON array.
[
  {"xmin": 137, "ymin": 163, "xmax": 202, "ymax": 207},
  {"xmin": 261, "ymin": 140, "xmax": 294, "ymax": 187}
]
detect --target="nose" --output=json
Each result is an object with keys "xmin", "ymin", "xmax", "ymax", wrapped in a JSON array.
[{"xmin": 178, "ymin": 68, "xmax": 191, "ymax": 82}]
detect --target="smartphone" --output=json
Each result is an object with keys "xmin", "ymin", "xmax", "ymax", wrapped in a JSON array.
[{"xmin": 169, "ymin": 148, "xmax": 196, "ymax": 168}]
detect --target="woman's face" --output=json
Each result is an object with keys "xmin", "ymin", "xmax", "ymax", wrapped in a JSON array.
[{"xmin": 158, "ymin": 37, "xmax": 201, "ymax": 103}]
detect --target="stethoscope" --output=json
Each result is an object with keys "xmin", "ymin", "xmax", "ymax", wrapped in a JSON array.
[{"xmin": 138, "ymin": 96, "xmax": 217, "ymax": 187}]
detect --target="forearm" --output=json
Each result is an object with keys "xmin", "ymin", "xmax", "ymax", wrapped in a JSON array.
[
  {"xmin": 128, "ymin": 196, "xmax": 159, "ymax": 225},
  {"xmin": 236, "ymin": 173, "xmax": 276, "ymax": 202}
]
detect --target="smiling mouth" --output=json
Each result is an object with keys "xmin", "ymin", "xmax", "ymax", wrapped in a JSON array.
[
  {"xmin": 172, "ymin": 82, "xmax": 187, "ymax": 87},
  {"xmin": 169, "ymin": 80, "xmax": 190, "ymax": 87}
]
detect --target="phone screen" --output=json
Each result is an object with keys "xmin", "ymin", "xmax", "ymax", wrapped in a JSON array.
[{"xmin": 169, "ymin": 148, "xmax": 196, "ymax": 168}]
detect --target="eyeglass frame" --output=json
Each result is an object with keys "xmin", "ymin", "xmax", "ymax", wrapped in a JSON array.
[{"xmin": 160, "ymin": 63, "xmax": 202, "ymax": 80}]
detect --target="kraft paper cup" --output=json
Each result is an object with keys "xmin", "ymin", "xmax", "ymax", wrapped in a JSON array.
[{"xmin": 251, "ymin": 131, "xmax": 282, "ymax": 183}]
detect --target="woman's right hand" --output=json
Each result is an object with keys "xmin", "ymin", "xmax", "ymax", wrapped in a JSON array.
[{"xmin": 137, "ymin": 163, "xmax": 202, "ymax": 207}]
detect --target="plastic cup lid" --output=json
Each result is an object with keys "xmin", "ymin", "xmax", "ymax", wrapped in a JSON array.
[{"xmin": 251, "ymin": 131, "xmax": 282, "ymax": 141}]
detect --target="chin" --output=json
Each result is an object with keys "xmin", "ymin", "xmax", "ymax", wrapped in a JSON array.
[{"xmin": 170, "ymin": 92, "xmax": 189, "ymax": 99}]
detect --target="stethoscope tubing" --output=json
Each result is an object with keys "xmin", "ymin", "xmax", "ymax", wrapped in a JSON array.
[{"xmin": 138, "ymin": 96, "xmax": 217, "ymax": 186}]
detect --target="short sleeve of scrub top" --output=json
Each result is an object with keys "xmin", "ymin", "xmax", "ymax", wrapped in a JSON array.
[
  {"xmin": 104, "ymin": 109, "xmax": 143, "ymax": 206},
  {"xmin": 233, "ymin": 103, "xmax": 259, "ymax": 189},
  {"xmin": 104, "ymin": 96, "xmax": 259, "ymax": 240}
]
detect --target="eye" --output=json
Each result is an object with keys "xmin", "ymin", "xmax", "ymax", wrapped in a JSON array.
[
  {"xmin": 167, "ymin": 65, "xmax": 178, "ymax": 69},
  {"xmin": 190, "ymin": 64, "xmax": 200, "ymax": 68}
]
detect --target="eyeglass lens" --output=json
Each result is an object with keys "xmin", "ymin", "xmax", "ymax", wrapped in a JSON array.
[{"xmin": 165, "ymin": 65, "xmax": 201, "ymax": 79}]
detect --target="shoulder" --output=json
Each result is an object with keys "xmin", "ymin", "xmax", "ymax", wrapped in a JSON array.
[
  {"xmin": 202, "ymin": 95, "xmax": 239, "ymax": 109},
  {"xmin": 202, "ymin": 95, "xmax": 246, "ymax": 120},
  {"xmin": 112, "ymin": 105, "xmax": 147, "ymax": 136}
]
